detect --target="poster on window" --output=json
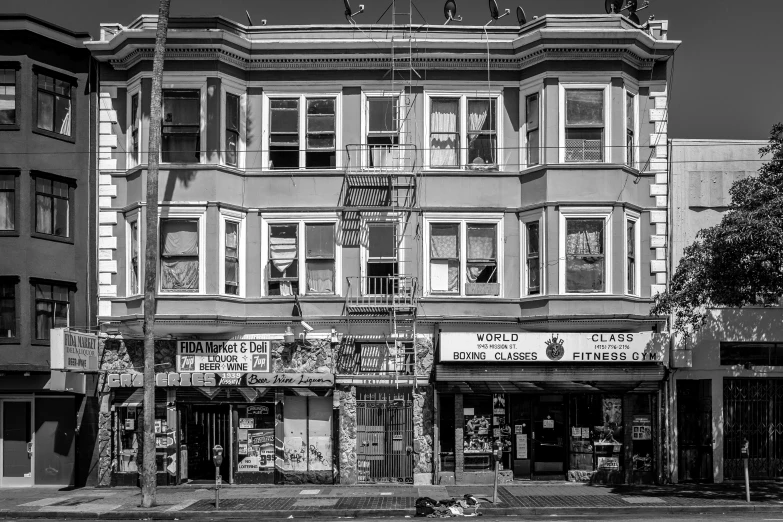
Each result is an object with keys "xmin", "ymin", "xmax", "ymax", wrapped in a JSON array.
[
  {"xmin": 632, "ymin": 415, "xmax": 652, "ymax": 440},
  {"xmin": 247, "ymin": 428, "xmax": 275, "ymax": 469},
  {"xmin": 597, "ymin": 457, "xmax": 620, "ymax": 470},
  {"xmin": 516, "ymin": 434, "xmax": 528, "ymax": 459}
]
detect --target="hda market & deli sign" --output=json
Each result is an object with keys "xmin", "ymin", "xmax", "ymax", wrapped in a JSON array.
[{"xmin": 440, "ymin": 332, "xmax": 667, "ymax": 363}]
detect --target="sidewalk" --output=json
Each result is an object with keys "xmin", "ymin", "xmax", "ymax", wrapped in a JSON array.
[{"xmin": 0, "ymin": 481, "xmax": 781, "ymax": 519}]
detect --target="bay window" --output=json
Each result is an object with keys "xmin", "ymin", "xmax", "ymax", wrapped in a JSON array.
[
  {"xmin": 128, "ymin": 218, "xmax": 140, "ymax": 295},
  {"xmin": 160, "ymin": 219, "xmax": 200, "ymax": 292},
  {"xmin": 626, "ymin": 91, "xmax": 636, "ymax": 168},
  {"xmin": 267, "ymin": 95, "xmax": 337, "ymax": 170},
  {"xmin": 0, "ymin": 173, "xmax": 15, "ymax": 231},
  {"xmin": 467, "ymin": 99, "xmax": 497, "ymax": 167},
  {"xmin": 0, "ymin": 67, "xmax": 17, "ymax": 126},
  {"xmin": 35, "ymin": 176, "xmax": 70, "ymax": 238},
  {"xmin": 466, "ymin": 224, "xmax": 498, "ymax": 292},
  {"xmin": 626, "ymin": 212, "xmax": 640, "ymax": 296},
  {"xmin": 36, "ymin": 73, "xmax": 72, "ymax": 137},
  {"xmin": 34, "ymin": 282, "xmax": 69, "ymax": 340},
  {"xmin": 225, "ymin": 221, "xmax": 239, "ymax": 295},
  {"xmin": 162, "ymin": 90, "xmax": 200, "ymax": 163},
  {"xmin": 428, "ymin": 94, "xmax": 500, "ymax": 169},
  {"xmin": 563, "ymin": 88, "xmax": 605, "ymax": 162},
  {"xmin": 564, "ymin": 218, "xmax": 606, "ymax": 294},
  {"xmin": 129, "ymin": 92, "xmax": 140, "ymax": 166},
  {"xmin": 525, "ymin": 221, "xmax": 541, "ymax": 295},
  {"xmin": 0, "ymin": 279, "xmax": 16, "ymax": 339},
  {"xmin": 525, "ymin": 93, "xmax": 540, "ymax": 166},
  {"xmin": 225, "ymin": 93, "xmax": 240, "ymax": 167}
]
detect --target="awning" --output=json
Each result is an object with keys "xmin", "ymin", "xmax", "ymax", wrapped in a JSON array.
[{"xmin": 115, "ymin": 388, "xmax": 144, "ymax": 407}]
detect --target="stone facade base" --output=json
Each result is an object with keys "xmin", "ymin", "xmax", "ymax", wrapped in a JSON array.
[
  {"xmin": 414, "ymin": 472, "xmax": 433, "ymax": 485},
  {"xmin": 279, "ymin": 470, "xmax": 335, "ymax": 484},
  {"xmin": 456, "ymin": 470, "xmax": 514, "ymax": 485}
]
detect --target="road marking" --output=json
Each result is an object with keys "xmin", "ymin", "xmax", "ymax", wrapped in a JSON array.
[
  {"xmin": 381, "ymin": 492, "xmax": 393, "ymax": 496},
  {"xmin": 299, "ymin": 489, "xmax": 320, "ymax": 495},
  {"xmin": 166, "ymin": 499, "xmax": 199, "ymax": 512}
]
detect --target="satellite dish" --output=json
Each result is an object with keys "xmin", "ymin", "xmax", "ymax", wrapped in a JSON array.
[
  {"xmin": 444, "ymin": 0, "xmax": 463, "ymax": 24},
  {"xmin": 605, "ymin": 0, "xmax": 623, "ymax": 13},
  {"xmin": 487, "ymin": 0, "xmax": 511, "ymax": 23},
  {"xmin": 629, "ymin": 12, "xmax": 640, "ymax": 24},
  {"xmin": 343, "ymin": 0, "xmax": 365, "ymax": 23},
  {"xmin": 245, "ymin": 9, "xmax": 267, "ymax": 26},
  {"xmin": 516, "ymin": 6, "xmax": 527, "ymax": 25}
]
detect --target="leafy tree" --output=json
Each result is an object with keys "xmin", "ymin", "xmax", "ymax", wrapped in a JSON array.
[{"xmin": 651, "ymin": 123, "xmax": 783, "ymax": 335}]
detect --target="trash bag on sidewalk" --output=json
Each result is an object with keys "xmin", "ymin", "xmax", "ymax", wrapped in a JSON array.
[{"xmin": 415, "ymin": 494, "xmax": 481, "ymax": 518}]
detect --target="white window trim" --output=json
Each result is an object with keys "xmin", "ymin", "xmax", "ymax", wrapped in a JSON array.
[
  {"xmin": 422, "ymin": 212, "xmax": 505, "ymax": 298},
  {"xmin": 220, "ymin": 84, "xmax": 247, "ymax": 169},
  {"xmin": 520, "ymin": 84, "xmax": 543, "ymax": 170},
  {"xmin": 519, "ymin": 209, "xmax": 545, "ymax": 297},
  {"xmin": 125, "ymin": 209, "xmax": 142, "ymax": 297},
  {"xmin": 423, "ymin": 91, "xmax": 504, "ymax": 171},
  {"xmin": 260, "ymin": 212, "xmax": 342, "ymax": 297},
  {"xmin": 161, "ymin": 81, "xmax": 207, "ymax": 165},
  {"xmin": 219, "ymin": 209, "xmax": 246, "ymax": 297},
  {"xmin": 261, "ymin": 92, "xmax": 343, "ymax": 171},
  {"xmin": 359, "ymin": 90, "xmax": 406, "ymax": 169},
  {"xmin": 559, "ymin": 206, "xmax": 613, "ymax": 295},
  {"xmin": 126, "ymin": 81, "xmax": 142, "ymax": 168},
  {"xmin": 158, "ymin": 206, "xmax": 207, "ymax": 295},
  {"xmin": 624, "ymin": 85, "xmax": 639, "ymax": 170},
  {"xmin": 359, "ymin": 213, "xmax": 410, "ymax": 295},
  {"xmin": 558, "ymin": 82, "xmax": 611, "ymax": 164},
  {"xmin": 625, "ymin": 210, "xmax": 641, "ymax": 296}
]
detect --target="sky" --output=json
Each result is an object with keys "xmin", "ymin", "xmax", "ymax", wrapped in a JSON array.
[{"xmin": 4, "ymin": 0, "xmax": 782, "ymax": 141}]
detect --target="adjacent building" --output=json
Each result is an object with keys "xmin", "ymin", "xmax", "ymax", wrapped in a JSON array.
[{"xmin": 0, "ymin": 15, "xmax": 97, "ymax": 487}]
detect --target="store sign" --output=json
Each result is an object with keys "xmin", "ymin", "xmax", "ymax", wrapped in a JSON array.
[
  {"xmin": 177, "ymin": 340, "xmax": 270, "ymax": 373},
  {"xmin": 439, "ymin": 332, "xmax": 667, "ymax": 363},
  {"xmin": 632, "ymin": 415, "xmax": 652, "ymax": 440},
  {"xmin": 246, "ymin": 373, "xmax": 334, "ymax": 387},
  {"xmin": 106, "ymin": 371, "xmax": 334, "ymax": 388},
  {"xmin": 50, "ymin": 329, "xmax": 99, "ymax": 372},
  {"xmin": 597, "ymin": 457, "xmax": 620, "ymax": 470}
]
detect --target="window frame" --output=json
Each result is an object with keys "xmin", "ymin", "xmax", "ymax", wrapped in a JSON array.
[
  {"xmin": 160, "ymin": 82, "xmax": 207, "ymax": 164},
  {"xmin": 624, "ymin": 86, "xmax": 639, "ymax": 170},
  {"xmin": 0, "ymin": 62, "xmax": 21, "ymax": 131},
  {"xmin": 125, "ymin": 210, "xmax": 142, "ymax": 297},
  {"xmin": 31, "ymin": 171, "xmax": 74, "ymax": 244},
  {"xmin": 625, "ymin": 210, "xmax": 641, "ymax": 296},
  {"xmin": 521, "ymin": 86, "xmax": 542, "ymax": 170},
  {"xmin": 262, "ymin": 92, "xmax": 342, "ymax": 171},
  {"xmin": 360, "ymin": 91, "xmax": 404, "ymax": 169},
  {"xmin": 126, "ymin": 82, "xmax": 142, "ymax": 168},
  {"xmin": 0, "ymin": 276, "xmax": 20, "ymax": 344},
  {"xmin": 220, "ymin": 82, "xmax": 247, "ymax": 169},
  {"xmin": 558, "ymin": 206, "xmax": 613, "ymax": 295},
  {"xmin": 0, "ymin": 170, "xmax": 19, "ymax": 236},
  {"xmin": 33, "ymin": 67, "xmax": 76, "ymax": 143},
  {"xmin": 30, "ymin": 279, "xmax": 72, "ymax": 344},
  {"xmin": 158, "ymin": 207, "xmax": 207, "ymax": 295},
  {"xmin": 423, "ymin": 91, "xmax": 504, "ymax": 171},
  {"xmin": 520, "ymin": 209, "xmax": 545, "ymax": 297},
  {"xmin": 422, "ymin": 213, "xmax": 504, "ymax": 298},
  {"xmin": 219, "ymin": 209, "xmax": 246, "ymax": 297},
  {"xmin": 260, "ymin": 212, "xmax": 342, "ymax": 297},
  {"xmin": 558, "ymin": 83, "xmax": 611, "ymax": 164}
]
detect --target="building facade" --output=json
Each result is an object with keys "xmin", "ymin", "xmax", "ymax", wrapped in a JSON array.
[
  {"xmin": 87, "ymin": 11, "xmax": 677, "ymax": 486},
  {"xmin": 667, "ymin": 139, "xmax": 783, "ymax": 483},
  {"xmin": 0, "ymin": 15, "xmax": 97, "ymax": 487}
]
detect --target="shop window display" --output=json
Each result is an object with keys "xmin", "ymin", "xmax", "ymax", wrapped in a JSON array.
[
  {"xmin": 568, "ymin": 395, "xmax": 623, "ymax": 480},
  {"xmin": 235, "ymin": 403, "xmax": 276, "ymax": 474},
  {"xmin": 463, "ymin": 394, "xmax": 509, "ymax": 472},
  {"xmin": 114, "ymin": 403, "xmax": 171, "ymax": 477}
]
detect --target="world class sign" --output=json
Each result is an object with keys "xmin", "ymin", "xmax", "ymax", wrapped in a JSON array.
[{"xmin": 440, "ymin": 332, "xmax": 668, "ymax": 363}]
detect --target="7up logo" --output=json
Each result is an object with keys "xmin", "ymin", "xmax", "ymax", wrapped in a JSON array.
[{"xmin": 251, "ymin": 354, "xmax": 268, "ymax": 372}]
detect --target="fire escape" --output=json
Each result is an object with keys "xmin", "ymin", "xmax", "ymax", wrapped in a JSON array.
[{"xmin": 341, "ymin": 1, "xmax": 420, "ymax": 386}]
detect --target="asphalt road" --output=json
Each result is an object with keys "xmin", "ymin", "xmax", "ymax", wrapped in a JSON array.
[{"xmin": 5, "ymin": 515, "xmax": 783, "ymax": 522}]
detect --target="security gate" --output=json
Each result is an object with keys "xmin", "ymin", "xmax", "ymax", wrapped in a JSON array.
[
  {"xmin": 356, "ymin": 387, "xmax": 413, "ymax": 483},
  {"xmin": 724, "ymin": 379, "xmax": 783, "ymax": 480}
]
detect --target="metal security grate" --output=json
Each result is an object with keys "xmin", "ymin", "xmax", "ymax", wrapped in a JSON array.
[
  {"xmin": 565, "ymin": 139, "xmax": 603, "ymax": 162},
  {"xmin": 723, "ymin": 378, "xmax": 783, "ymax": 479},
  {"xmin": 356, "ymin": 387, "xmax": 414, "ymax": 483}
]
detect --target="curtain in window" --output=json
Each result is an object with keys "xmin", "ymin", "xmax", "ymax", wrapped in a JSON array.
[
  {"xmin": 58, "ymin": 99, "xmax": 71, "ymax": 136},
  {"xmin": 0, "ymin": 179, "xmax": 12, "ymax": 230},
  {"xmin": 468, "ymin": 100, "xmax": 489, "ymax": 136},
  {"xmin": 162, "ymin": 221, "xmax": 198, "ymax": 256},
  {"xmin": 430, "ymin": 224, "xmax": 459, "ymax": 292},
  {"xmin": 270, "ymin": 235, "xmax": 297, "ymax": 272},
  {"xmin": 307, "ymin": 261, "xmax": 334, "ymax": 294},
  {"xmin": 36, "ymin": 194, "xmax": 52, "ymax": 234},
  {"xmin": 430, "ymin": 100, "xmax": 458, "ymax": 167},
  {"xmin": 566, "ymin": 219, "xmax": 604, "ymax": 292},
  {"xmin": 161, "ymin": 221, "xmax": 199, "ymax": 290},
  {"xmin": 466, "ymin": 225, "xmax": 496, "ymax": 283}
]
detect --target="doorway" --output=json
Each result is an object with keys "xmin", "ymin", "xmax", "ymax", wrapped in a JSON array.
[
  {"xmin": 356, "ymin": 387, "xmax": 413, "ymax": 483},
  {"xmin": 1, "ymin": 399, "xmax": 34, "ymax": 486},
  {"xmin": 677, "ymin": 380, "xmax": 713, "ymax": 482},
  {"xmin": 182, "ymin": 404, "xmax": 231, "ymax": 482},
  {"xmin": 533, "ymin": 395, "xmax": 566, "ymax": 478}
]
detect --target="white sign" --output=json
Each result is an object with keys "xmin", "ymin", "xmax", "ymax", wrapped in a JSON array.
[
  {"xmin": 177, "ymin": 340, "xmax": 270, "ymax": 373},
  {"xmin": 50, "ymin": 329, "xmax": 99, "ymax": 372},
  {"xmin": 439, "ymin": 332, "xmax": 667, "ymax": 363},
  {"xmin": 516, "ymin": 434, "xmax": 528, "ymax": 459},
  {"xmin": 238, "ymin": 456, "xmax": 261, "ymax": 472}
]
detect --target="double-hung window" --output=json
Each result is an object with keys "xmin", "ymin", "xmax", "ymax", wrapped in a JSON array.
[
  {"xmin": 129, "ymin": 92, "xmax": 140, "ymax": 166},
  {"xmin": 35, "ymin": 176, "xmax": 70, "ymax": 238},
  {"xmin": 560, "ymin": 208, "xmax": 612, "ymax": 294},
  {"xmin": 366, "ymin": 223, "xmax": 398, "ymax": 295},
  {"xmin": 563, "ymin": 88, "xmax": 605, "ymax": 162},
  {"xmin": 36, "ymin": 73, "xmax": 72, "ymax": 137},
  {"xmin": 425, "ymin": 216, "xmax": 503, "ymax": 297},
  {"xmin": 626, "ymin": 91, "xmax": 636, "ymax": 168},
  {"xmin": 268, "ymin": 95, "xmax": 337, "ymax": 170},
  {"xmin": 525, "ymin": 222, "xmax": 541, "ymax": 295},
  {"xmin": 224, "ymin": 221, "xmax": 239, "ymax": 295},
  {"xmin": 128, "ymin": 218, "xmax": 140, "ymax": 295},
  {"xmin": 525, "ymin": 93, "xmax": 540, "ymax": 166},
  {"xmin": 0, "ymin": 173, "xmax": 15, "ymax": 232},
  {"xmin": 429, "ymin": 95, "xmax": 499, "ymax": 169},
  {"xmin": 162, "ymin": 90, "xmax": 200, "ymax": 163},
  {"xmin": 0, "ymin": 67, "xmax": 17, "ymax": 126},
  {"xmin": 268, "ymin": 224, "xmax": 299, "ymax": 295},
  {"xmin": 0, "ymin": 279, "xmax": 16, "ymax": 339},
  {"xmin": 267, "ymin": 220, "xmax": 338, "ymax": 296},
  {"xmin": 160, "ymin": 219, "xmax": 200, "ymax": 292},
  {"xmin": 219, "ymin": 210, "xmax": 246, "ymax": 297},
  {"xmin": 34, "ymin": 282, "xmax": 69, "ymax": 340},
  {"xmin": 366, "ymin": 96, "xmax": 400, "ymax": 169},
  {"xmin": 225, "ymin": 93, "xmax": 240, "ymax": 167},
  {"xmin": 626, "ymin": 212, "xmax": 640, "ymax": 296}
]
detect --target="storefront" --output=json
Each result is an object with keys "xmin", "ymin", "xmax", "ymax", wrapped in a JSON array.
[{"xmin": 435, "ymin": 330, "xmax": 668, "ymax": 485}]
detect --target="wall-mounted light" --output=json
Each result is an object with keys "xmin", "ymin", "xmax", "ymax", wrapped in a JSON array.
[{"xmin": 283, "ymin": 326, "xmax": 295, "ymax": 344}]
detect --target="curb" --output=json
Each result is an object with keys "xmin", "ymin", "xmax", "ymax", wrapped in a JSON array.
[{"xmin": 3, "ymin": 504, "xmax": 783, "ymax": 520}]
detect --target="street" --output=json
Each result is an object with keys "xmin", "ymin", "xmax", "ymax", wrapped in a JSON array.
[{"xmin": 6, "ymin": 516, "xmax": 783, "ymax": 522}]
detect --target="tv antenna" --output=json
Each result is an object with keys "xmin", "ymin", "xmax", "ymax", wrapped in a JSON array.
[
  {"xmin": 487, "ymin": 0, "xmax": 511, "ymax": 25},
  {"xmin": 605, "ymin": 0, "xmax": 651, "ymax": 25},
  {"xmin": 245, "ymin": 10, "xmax": 267, "ymax": 26},
  {"xmin": 344, "ymin": 0, "xmax": 365, "ymax": 24},
  {"xmin": 444, "ymin": 0, "xmax": 463, "ymax": 25}
]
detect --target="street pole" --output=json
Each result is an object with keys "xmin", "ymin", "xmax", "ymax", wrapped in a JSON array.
[
  {"xmin": 741, "ymin": 438, "xmax": 750, "ymax": 503},
  {"xmin": 212, "ymin": 445, "xmax": 223, "ymax": 509},
  {"xmin": 493, "ymin": 440, "xmax": 501, "ymax": 504}
]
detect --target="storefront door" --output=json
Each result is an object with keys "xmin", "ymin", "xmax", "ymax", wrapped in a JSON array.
[
  {"xmin": 356, "ymin": 387, "xmax": 413, "ymax": 483},
  {"xmin": 533, "ymin": 395, "xmax": 566, "ymax": 478},
  {"xmin": 677, "ymin": 380, "xmax": 713, "ymax": 482},
  {"xmin": 1, "ymin": 399, "xmax": 34, "ymax": 486},
  {"xmin": 182, "ymin": 404, "xmax": 231, "ymax": 482}
]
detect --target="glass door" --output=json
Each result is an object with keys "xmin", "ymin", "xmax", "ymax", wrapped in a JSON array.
[
  {"xmin": 1, "ymin": 400, "xmax": 34, "ymax": 486},
  {"xmin": 533, "ymin": 395, "xmax": 566, "ymax": 478}
]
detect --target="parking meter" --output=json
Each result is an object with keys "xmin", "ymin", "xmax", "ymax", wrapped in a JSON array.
[
  {"xmin": 740, "ymin": 439, "xmax": 749, "ymax": 459},
  {"xmin": 741, "ymin": 438, "xmax": 750, "ymax": 502},
  {"xmin": 492, "ymin": 440, "xmax": 503, "ymax": 504},
  {"xmin": 212, "ymin": 445, "xmax": 223, "ymax": 508}
]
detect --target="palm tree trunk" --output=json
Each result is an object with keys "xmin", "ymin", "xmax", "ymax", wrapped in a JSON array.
[{"xmin": 141, "ymin": 0, "xmax": 171, "ymax": 508}]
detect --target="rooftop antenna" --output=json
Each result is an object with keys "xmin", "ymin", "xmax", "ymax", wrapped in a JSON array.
[
  {"xmin": 245, "ymin": 10, "xmax": 267, "ymax": 26},
  {"xmin": 604, "ymin": 0, "xmax": 651, "ymax": 25},
  {"xmin": 487, "ymin": 0, "xmax": 511, "ymax": 25},
  {"xmin": 444, "ymin": 0, "xmax": 463, "ymax": 25},
  {"xmin": 344, "ymin": 0, "xmax": 365, "ymax": 24}
]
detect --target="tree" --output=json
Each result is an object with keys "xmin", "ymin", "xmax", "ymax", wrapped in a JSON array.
[
  {"xmin": 651, "ymin": 123, "xmax": 783, "ymax": 335},
  {"xmin": 141, "ymin": 0, "xmax": 171, "ymax": 508}
]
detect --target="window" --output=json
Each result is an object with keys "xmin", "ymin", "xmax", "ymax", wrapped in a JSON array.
[
  {"xmin": 0, "ymin": 68, "xmax": 16, "ymax": 126},
  {"xmin": 564, "ymin": 89, "xmax": 604, "ymax": 162},
  {"xmin": 225, "ymin": 93, "xmax": 240, "ymax": 167},
  {"xmin": 35, "ymin": 177, "xmax": 70, "ymax": 238},
  {"xmin": 36, "ymin": 74, "xmax": 72, "ymax": 137},
  {"xmin": 626, "ymin": 92, "xmax": 635, "ymax": 168},
  {"xmin": 626, "ymin": 214, "xmax": 639, "ymax": 295},
  {"xmin": 565, "ymin": 219, "xmax": 605, "ymax": 293},
  {"xmin": 720, "ymin": 343, "xmax": 783, "ymax": 367},
  {"xmin": 162, "ymin": 90, "xmax": 200, "ymax": 163},
  {"xmin": 0, "ymin": 280, "xmax": 16, "ymax": 338},
  {"xmin": 34, "ymin": 282, "xmax": 69, "ymax": 340},
  {"xmin": 129, "ymin": 92, "xmax": 140, "ymax": 166},
  {"xmin": 268, "ymin": 96, "xmax": 337, "ymax": 170},
  {"xmin": 266, "ymin": 219, "xmax": 338, "ymax": 296},
  {"xmin": 225, "ymin": 221, "xmax": 239, "ymax": 295},
  {"xmin": 160, "ymin": 219, "xmax": 199, "ymax": 292},
  {"xmin": 525, "ymin": 93, "xmax": 540, "ymax": 167},
  {"xmin": 0, "ymin": 173, "xmax": 15, "ymax": 231},
  {"xmin": 525, "ymin": 221, "xmax": 541, "ymax": 295},
  {"xmin": 424, "ymin": 216, "xmax": 503, "ymax": 297},
  {"xmin": 366, "ymin": 96, "xmax": 400, "ymax": 168},
  {"xmin": 128, "ymin": 219, "xmax": 140, "ymax": 295},
  {"xmin": 367, "ymin": 223, "xmax": 398, "ymax": 294},
  {"xmin": 428, "ymin": 95, "xmax": 500, "ymax": 169}
]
